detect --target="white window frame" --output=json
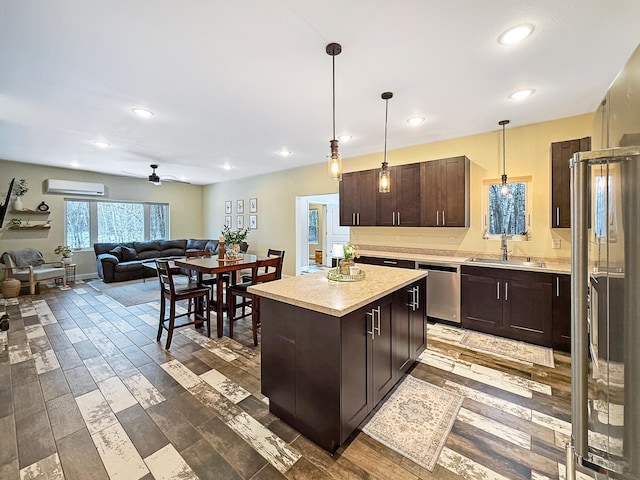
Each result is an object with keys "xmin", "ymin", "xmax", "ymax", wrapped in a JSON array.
[{"xmin": 482, "ymin": 175, "xmax": 532, "ymax": 241}]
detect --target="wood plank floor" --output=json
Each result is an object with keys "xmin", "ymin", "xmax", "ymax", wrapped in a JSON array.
[{"xmin": 0, "ymin": 282, "xmax": 576, "ymax": 480}]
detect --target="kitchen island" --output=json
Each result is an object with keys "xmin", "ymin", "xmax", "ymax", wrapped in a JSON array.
[{"xmin": 248, "ymin": 264, "xmax": 427, "ymax": 452}]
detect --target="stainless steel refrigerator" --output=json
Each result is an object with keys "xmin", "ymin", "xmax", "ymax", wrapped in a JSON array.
[{"xmin": 568, "ymin": 44, "xmax": 640, "ymax": 480}]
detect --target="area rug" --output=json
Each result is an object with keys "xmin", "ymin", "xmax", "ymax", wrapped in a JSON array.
[
  {"xmin": 361, "ymin": 375, "xmax": 463, "ymax": 471},
  {"xmin": 460, "ymin": 330, "xmax": 555, "ymax": 368},
  {"xmin": 88, "ymin": 277, "xmax": 188, "ymax": 307}
]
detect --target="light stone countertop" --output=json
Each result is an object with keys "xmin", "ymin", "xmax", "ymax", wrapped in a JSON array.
[
  {"xmin": 357, "ymin": 249, "xmax": 571, "ymax": 275},
  {"xmin": 248, "ymin": 264, "xmax": 427, "ymax": 317}
]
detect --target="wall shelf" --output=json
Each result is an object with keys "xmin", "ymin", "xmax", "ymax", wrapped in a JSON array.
[
  {"xmin": 10, "ymin": 209, "xmax": 50, "ymax": 215},
  {"xmin": 7, "ymin": 224, "xmax": 51, "ymax": 230}
]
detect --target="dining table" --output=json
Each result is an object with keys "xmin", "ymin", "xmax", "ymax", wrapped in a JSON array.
[{"xmin": 174, "ymin": 254, "xmax": 268, "ymax": 338}]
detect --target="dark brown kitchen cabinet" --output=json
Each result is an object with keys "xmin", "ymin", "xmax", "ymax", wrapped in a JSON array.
[
  {"xmin": 551, "ymin": 274, "xmax": 571, "ymax": 351},
  {"xmin": 376, "ymin": 162, "xmax": 421, "ymax": 226},
  {"xmin": 461, "ymin": 266, "xmax": 553, "ymax": 347},
  {"xmin": 339, "ymin": 169, "xmax": 377, "ymax": 226},
  {"xmin": 421, "ymin": 156, "xmax": 470, "ymax": 227},
  {"xmin": 551, "ymin": 137, "xmax": 591, "ymax": 228},
  {"xmin": 260, "ymin": 277, "xmax": 427, "ymax": 453},
  {"xmin": 356, "ymin": 255, "xmax": 416, "ymax": 269}
]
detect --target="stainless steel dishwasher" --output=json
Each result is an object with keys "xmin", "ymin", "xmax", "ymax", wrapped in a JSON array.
[{"xmin": 416, "ymin": 263, "xmax": 461, "ymax": 323}]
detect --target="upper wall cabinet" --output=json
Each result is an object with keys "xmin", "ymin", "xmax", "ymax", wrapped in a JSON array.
[
  {"xmin": 421, "ymin": 156, "xmax": 470, "ymax": 227},
  {"xmin": 339, "ymin": 169, "xmax": 378, "ymax": 226},
  {"xmin": 551, "ymin": 137, "xmax": 591, "ymax": 228},
  {"xmin": 375, "ymin": 162, "xmax": 421, "ymax": 226}
]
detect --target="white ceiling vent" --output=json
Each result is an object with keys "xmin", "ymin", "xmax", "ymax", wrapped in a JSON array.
[{"xmin": 44, "ymin": 179, "xmax": 105, "ymax": 196}]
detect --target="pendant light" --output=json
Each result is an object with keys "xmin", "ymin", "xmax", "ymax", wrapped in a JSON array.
[
  {"xmin": 379, "ymin": 92, "xmax": 393, "ymax": 193},
  {"xmin": 326, "ymin": 43, "xmax": 342, "ymax": 181},
  {"xmin": 499, "ymin": 119, "xmax": 510, "ymax": 196}
]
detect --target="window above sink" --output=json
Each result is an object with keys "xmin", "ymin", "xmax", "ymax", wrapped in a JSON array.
[{"xmin": 483, "ymin": 176, "xmax": 532, "ymax": 240}]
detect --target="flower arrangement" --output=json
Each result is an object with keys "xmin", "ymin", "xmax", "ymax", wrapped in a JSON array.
[
  {"xmin": 221, "ymin": 225, "xmax": 249, "ymax": 246},
  {"xmin": 343, "ymin": 243, "xmax": 359, "ymax": 260},
  {"xmin": 12, "ymin": 179, "xmax": 28, "ymax": 197},
  {"xmin": 54, "ymin": 245, "xmax": 73, "ymax": 258}
]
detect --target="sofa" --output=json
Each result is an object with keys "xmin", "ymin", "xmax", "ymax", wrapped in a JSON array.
[{"xmin": 94, "ymin": 239, "xmax": 219, "ymax": 283}]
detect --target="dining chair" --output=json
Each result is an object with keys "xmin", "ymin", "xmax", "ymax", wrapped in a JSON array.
[
  {"xmin": 226, "ymin": 255, "xmax": 283, "ymax": 346},
  {"xmin": 185, "ymin": 249, "xmax": 230, "ymax": 307},
  {"xmin": 241, "ymin": 248, "xmax": 285, "ymax": 283},
  {"xmin": 156, "ymin": 259, "xmax": 211, "ymax": 349}
]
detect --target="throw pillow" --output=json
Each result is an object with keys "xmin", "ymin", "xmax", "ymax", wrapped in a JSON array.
[
  {"xmin": 121, "ymin": 246, "xmax": 137, "ymax": 262},
  {"xmin": 108, "ymin": 246, "xmax": 123, "ymax": 261}
]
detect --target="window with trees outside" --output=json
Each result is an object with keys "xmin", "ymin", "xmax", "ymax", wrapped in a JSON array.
[
  {"xmin": 487, "ymin": 181, "xmax": 528, "ymax": 236},
  {"xmin": 308, "ymin": 209, "xmax": 319, "ymax": 244},
  {"xmin": 65, "ymin": 199, "xmax": 169, "ymax": 250}
]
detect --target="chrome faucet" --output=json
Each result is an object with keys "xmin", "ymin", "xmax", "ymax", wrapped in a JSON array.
[{"xmin": 500, "ymin": 231, "xmax": 511, "ymax": 261}]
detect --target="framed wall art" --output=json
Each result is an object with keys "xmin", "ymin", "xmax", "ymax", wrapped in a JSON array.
[
  {"xmin": 224, "ymin": 215, "xmax": 232, "ymax": 228},
  {"xmin": 225, "ymin": 201, "xmax": 232, "ymax": 214},
  {"xmin": 236, "ymin": 215, "xmax": 244, "ymax": 229},
  {"xmin": 249, "ymin": 198, "xmax": 257, "ymax": 213},
  {"xmin": 249, "ymin": 214, "xmax": 257, "ymax": 229},
  {"xmin": 237, "ymin": 199, "xmax": 244, "ymax": 214}
]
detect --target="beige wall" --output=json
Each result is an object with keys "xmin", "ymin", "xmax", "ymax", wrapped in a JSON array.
[
  {"xmin": 204, "ymin": 113, "xmax": 593, "ymax": 275},
  {"xmin": 1, "ymin": 159, "xmax": 204, "ymax": 277}
]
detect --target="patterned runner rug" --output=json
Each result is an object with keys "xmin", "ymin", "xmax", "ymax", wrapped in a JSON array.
[
  {"xmin": 361, "ymin": 375, "xmax": 463, "ymax": 471},
  {"xmin": 460, "ymin": 330, "xmax": 555, "ymax": 368}
]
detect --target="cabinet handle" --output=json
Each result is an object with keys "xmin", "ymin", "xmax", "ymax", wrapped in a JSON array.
[
  {"xmin": 374, "ymin": 306, "xmax": 381, "ymax": 336},
  {"xmin": 366, "ymin": 310, "xmax": 375, "ymax": 339},
  {"xmin": 414, "ymin": 285, "xmax": 420, "ymax": 310},
  {"xmin": 442, "ymin": 210, "xmax": 445, "ymax": 225},
  {"xmin": 383, "ymin": 260, "xmax": 397, "ymax": 265},
  {"xmin": 556, "ymin": 277, "xmax": 560, "ymax": 297},
  {"xmin": 352, "ymin": 213, "xmax": 355, "ymax": 225},
  {"xmin": 357, "ymin": 213, "xmax": 360, "ymax": 225},
  {"xmin": 397, "ymin": 211, "xmax": 401, "ymax": 225},
  {"xmin": 392, "ymin": 211, "xmax": 396, "ymax": 225},
  {"xmin": 497, "ymin": 281, "xmax": 500, "ymax": 300},
  {"xmin": 556, "ymin": 207, "xmax": 560, "ymax": 226},
  {"xmin": 505, "ymin": 282, "xmax": 509, "ymax": 301},
  {"xmin": 436, "ymin": 211, "xmax": 439, "ymax": 226}
]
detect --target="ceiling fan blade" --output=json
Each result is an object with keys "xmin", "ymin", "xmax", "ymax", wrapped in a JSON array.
[{"xmin": 160, "ymin": 176, "xmax": 191, "ymax": 185}]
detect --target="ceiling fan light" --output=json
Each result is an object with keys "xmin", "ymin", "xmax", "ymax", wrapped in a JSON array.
[
  {"xmin": 509, "ymin": 89, "xmax": 535, "ymax": 100},
  {"xmin": 498, "ymin": 24, "xmax": 534, "ymax": 45}
]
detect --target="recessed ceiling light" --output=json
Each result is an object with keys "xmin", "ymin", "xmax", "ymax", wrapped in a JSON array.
[
  {"xmin": 92, "ymin": 141, "xmax": 109, "ymax": 148},
  {"xmin": 509, "ymin": 88, "xmax": 535, "ymax": 100},
  {"xmin": 132, "ymin": 108, "xmax": 154, "ymax": 118},
  {"xmin": 407, "ymin": 116, "xmax": 425, "ymax": 126},
  {"xmin": 278, "ymin": 149, "xmax": 292, "ymax": 157},
  {"xmin": 70, "ymin": 161, "xmax": 80, "ymax": 168},
  {"xmin": 338, "ymin": 134, "xmax": 352, "ymax": 142},
  {"xmin": 498, "ymin": 24, "xmax": 534, "ymax": 45},
  {"xmin": 223, "ymin": 164, "xmax": 232, "ymax": 170}
]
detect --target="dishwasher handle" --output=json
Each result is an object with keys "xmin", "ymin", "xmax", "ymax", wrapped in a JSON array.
[{"xmin": 417, "ymin": 264, "xmax": 459, "ymax": 273}]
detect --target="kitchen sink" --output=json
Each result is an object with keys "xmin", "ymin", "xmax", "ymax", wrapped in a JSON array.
[{"xmin": 466, "ymin": 257, "xmax": 546, "ymax": 268}]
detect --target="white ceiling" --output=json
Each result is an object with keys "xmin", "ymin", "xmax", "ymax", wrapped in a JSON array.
[{"xmin": 1, "ymin": 1, "xmax": 639, "ymax": 185}]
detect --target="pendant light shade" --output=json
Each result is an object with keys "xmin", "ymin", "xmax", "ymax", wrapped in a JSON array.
[
  {"xmin": 326, "ymin": 43, "xmax": 342, "ymax": 181},
  {"xmin": 379, "ymin": 92, "xmax": 393, "ymax": 193},
  {"xmin": 499, "ymin": 119, "xmax": 510, "ymax": 196}
]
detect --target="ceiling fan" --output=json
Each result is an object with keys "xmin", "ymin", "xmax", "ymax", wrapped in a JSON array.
[{"xmin": 122, "ymin": 164, "xmax": 191, "ymax": 185}]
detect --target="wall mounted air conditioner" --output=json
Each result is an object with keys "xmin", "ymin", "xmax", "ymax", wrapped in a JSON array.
[{"xmin": 44, "ymin": 179, "xmax": 105, "ymax": 196}]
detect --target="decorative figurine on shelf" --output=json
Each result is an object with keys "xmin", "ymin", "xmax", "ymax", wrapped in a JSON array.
[
  {"xmin": 37, "ymin": 201, "xmax": 49, "ymax": 212},
  {"xmin": 11, "ymin": 179, "xmax": 28, "ymax": 211},
  {"xmin": 9, "ymin": 218, "xmax": 22, "ymax": 227},
  {"xmin": 54, "ymin": 245, "xmax": 73, "ymax": 264},
  {"xmin": 339, "ymin": 243, "xmax": 359, "ymax": 274},
  {"xmin": 221, "ymin": 225, "xmax": 249, "ymax": 259}
]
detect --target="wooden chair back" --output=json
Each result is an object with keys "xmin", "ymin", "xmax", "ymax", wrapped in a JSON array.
[
  {"xmin": 156, "ymin": 259, "xmax": 176, "ymax": 297},
  {"xmin": 186, "ymin": 250, "xmax": 211, "ymax": 259},
  {"xmin": 251, "ymin": 256, "xmax": 283, "ymax": 284}
]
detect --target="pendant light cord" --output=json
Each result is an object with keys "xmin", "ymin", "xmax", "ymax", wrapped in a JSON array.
[
  {"xmin": 332, "ymin": 55, "xmax": 336, "ymax": 141},
  {"xmin": 383, "ymin": 97, "xmax": 389, "ymax": 165},
  {"xmin": 502, "ymin": 122, "xmax": 506, "ymax": 175}
]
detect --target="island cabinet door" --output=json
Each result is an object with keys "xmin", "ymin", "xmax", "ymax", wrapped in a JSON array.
[
  {"xmin": 372, "ymin": 298, "xmax": 394, "ymax": 405},
  {"xmin": 409, "ymin": 279, "xmax": 427, "ymax": 360}
]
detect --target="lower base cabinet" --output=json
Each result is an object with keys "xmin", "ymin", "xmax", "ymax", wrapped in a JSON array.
[
  {"xmin": 461, "ymin": 266, "xmax": 570, "ymax": 350},
  {"xmin": 261, "ymin": 278, "xmax": 426, "ymax": 452}
]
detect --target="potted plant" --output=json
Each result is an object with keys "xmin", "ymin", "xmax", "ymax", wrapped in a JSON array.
[
  {"xmin": 55, "ymin": 245, "xmax": 73, "ymax": 264},
  {"xmin": 339, "ymin": 243, "xmax": 359, "ymax": 274},
  {"xmin": 221, "ymin": 225, "xmax": 249, "ymax": 258},
  {"xmin": 11, "ymin": 179, "xmax": 28, "ymax": 211}
]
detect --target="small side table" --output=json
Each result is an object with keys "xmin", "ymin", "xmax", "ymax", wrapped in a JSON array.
[{"xmin": 64, "ymin": 263, "xmax": 77, "ymax": 285}]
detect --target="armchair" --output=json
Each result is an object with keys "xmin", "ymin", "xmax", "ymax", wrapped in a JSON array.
[{"xmin": 1, "ymin": 249, "xmax": 65, "ymax": 295}]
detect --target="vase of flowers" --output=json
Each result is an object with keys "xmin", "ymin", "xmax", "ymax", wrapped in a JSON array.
[
  {"xmin": 221, "ymin": 225, "xmax": 249, "ymax": 259},
  {"xmin": 12, "ymin": 179, "xmax": 28, "ymax": 211},
  {"xmin": 339, "ymin": 243, "xmax": 359, "ymax": 274},
  {"xmin": 55, "ymin": 245, "xmax": 73, "ymax": 264}
]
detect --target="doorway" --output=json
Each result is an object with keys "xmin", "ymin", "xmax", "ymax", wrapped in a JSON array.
[{"xmin": 294, "ymin": 193, "xmax": 349, "ymax": 275}]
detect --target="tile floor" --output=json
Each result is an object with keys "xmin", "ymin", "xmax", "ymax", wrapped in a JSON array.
[{"xmin": 0, "ymin": 283, "xmax": 578, "ymax": 479}]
